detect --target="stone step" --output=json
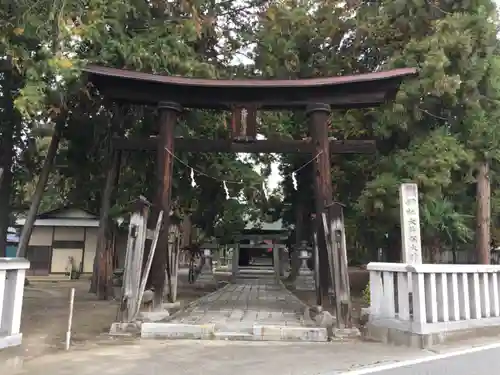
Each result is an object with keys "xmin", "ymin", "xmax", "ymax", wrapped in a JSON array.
[
  {"xmin": 213, "ymin": 332, "xmax": 254, "ymax": 341},
  {"xmin": 140, "ymin": 322, "xmax": 329, "ymax": 342},
  {"xmin": 238, "ymin": 267, "xmax": 275, "ymax": 273}
]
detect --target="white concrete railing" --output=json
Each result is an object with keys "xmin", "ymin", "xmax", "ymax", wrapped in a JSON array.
[
  {"xmin": 0, "ymin": 257, "xmax": 30, "ymax": 349},
  {"xmin": 367, "ymin": 262, "xmax": 500, "ymax": 335}
]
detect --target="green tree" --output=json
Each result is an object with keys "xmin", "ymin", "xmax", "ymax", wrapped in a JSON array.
[
  {"xmin": 3, "ymin": 0, "xmax": 272, "ymax": 258},
  {"xmin": 353, "ymin": 0, "xmax": 500, "ymax": 262}
]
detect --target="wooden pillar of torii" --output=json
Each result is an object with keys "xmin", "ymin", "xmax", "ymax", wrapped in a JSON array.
[
  {"xmin": 307, "ymin": 104, "xmax": 334, "ymax": 301},
  {"xmin": 151, "ymin": 101, "xmax": 183, "ymax": 305}
]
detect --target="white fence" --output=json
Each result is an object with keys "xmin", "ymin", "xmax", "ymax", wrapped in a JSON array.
[
  {"xmin": 0, "ymin": 258, "xmax": 30, "ymax": 349},
  {"xmin": 367, "ymin": 262, "xmax": 500, "ymax": 335}
]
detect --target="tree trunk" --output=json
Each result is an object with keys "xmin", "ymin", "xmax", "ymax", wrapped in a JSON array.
[
  {"xmin": 0, "ymin": 65, "xmax": 17, "ymax": 257},
  {"xmin": 180, "ymin": 215, "xmax": 192, "ymax": 250},
  {"xmin": 89, "ymin": 150, "xmax": 119, "ymax": 298},
  {"xmin": 476, "ymin": 160, "xmax": 491, "ymax": 264},
  {"xmin": 17, "ymin": 121, "xmax": 62, "ymax": 257},
  {"xmin": 0, "ymin": 165, "xmax": 13, "ymax": 257}
]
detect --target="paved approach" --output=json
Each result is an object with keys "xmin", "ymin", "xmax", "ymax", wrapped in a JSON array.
[
  {"xmin": 141, "ymin": 277, "xmax": 328, "ymax": 341},
  {"xmin": 172, "ymin": 278, "xmax": 309, "ymax": 327}
]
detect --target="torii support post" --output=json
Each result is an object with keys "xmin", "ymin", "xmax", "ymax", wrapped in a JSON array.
[
  {"xmin": 327, "ymin": 201, "xmax": 352, "ymax": 327},
  {"xmin": 307, "ymin": 103, "xmax": 334, "ymax": 302},
  {"xmin": 151, "ymin": 101, "xmax": 182, "ymax": 306}
]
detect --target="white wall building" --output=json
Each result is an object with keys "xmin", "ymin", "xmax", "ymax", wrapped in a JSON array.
[{"xmin": 15, "ymin": 207, "xmax": 99, "ymax": 276}]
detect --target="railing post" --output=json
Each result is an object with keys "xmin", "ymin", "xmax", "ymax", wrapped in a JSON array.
[
  {"xmin": 411, "ymin": 270, "xmax": 427, "ymax": 330},
  {"xmin": 382, "ymin": 271, "xmax": 395, "ymax": 318},
  {"xmin": 471, "ymin": 272, "xmax": 482, "ymax": 319},
  {"xmin": 369, "ymin": 270, "xmax": 383, "ymax": 317},
  {"xmin": 0, "ymin": 269, "xmax": 6, "ymax": 327},
  {"xmin": 490, "ymin": 273, "xmax": 499, "ymax": 317},
  {"xmin": 0, "ymin": 258, "xmax": 30, "ymax": 349},
  {"xmin": 427, "ymin": 273, "xmax": 438, "ymax": 323},
  {"xmin": 459, "ymin": 273, "xmax": 471, "ymax": 320},
  {"xmin": 437, "ymin": 273, "xmax": 449, "ymax": 322},
  {"xmin": 397, "ymin": 272, "xmax": 410, "ymax": 321},
  {"xmin": 481, "ymin": 273, "xmax": 491, "ymax": 318},
  {"xmin": 450, "ymin": 272, "xmax": 460, "ymax": 321}
]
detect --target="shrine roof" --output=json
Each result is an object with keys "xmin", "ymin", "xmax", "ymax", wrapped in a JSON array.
[{"xmin": 83, "ymin": 65, "xmax": 417, "ymax": 110}]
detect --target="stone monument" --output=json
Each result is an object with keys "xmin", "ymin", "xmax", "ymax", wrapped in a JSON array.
[{"xmin": 399, "ymin": 183, "xmax": 423, "ymax": 264}]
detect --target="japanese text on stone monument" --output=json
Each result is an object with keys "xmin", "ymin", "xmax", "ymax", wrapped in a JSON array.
[{"xmin": 399, "ymin": 183, "xmax": 422, "ymax": 264}]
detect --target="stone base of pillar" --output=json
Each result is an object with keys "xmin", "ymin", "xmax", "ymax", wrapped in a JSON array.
[
  {"xmin": 295, "ymin": 269, "xmax": 315, "ymax": 291},
  {"xmin": 295, "ymin": 250, "xmax": 315, "ymax": 291},
  {"xmin": 0, "ymin": 333, "xmax": 22, "ymax": 350}
]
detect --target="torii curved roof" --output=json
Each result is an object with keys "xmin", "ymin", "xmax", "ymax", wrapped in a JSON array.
[{"xmin": 83, "ymin": 65, "xmax": 417, "ymax": 110}]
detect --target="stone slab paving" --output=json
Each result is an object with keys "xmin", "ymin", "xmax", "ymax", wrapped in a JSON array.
[
  {"xmin": 141, "ymin": 278, "xmax": 328, "ymax": 341},
  {"xmin": 175, "ymin": 278, "xmax": 307, "ymax": 326}
]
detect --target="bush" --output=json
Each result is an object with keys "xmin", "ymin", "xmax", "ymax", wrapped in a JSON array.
[{"xmin": 362, "ymin": 283, "xmax": 370, "ymax": 305}]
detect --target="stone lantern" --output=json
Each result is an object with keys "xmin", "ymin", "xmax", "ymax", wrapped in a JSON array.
[
  {"xmin": 295, "ymin": 240, "xmax": 315, "ymax": 291},
  {"xmin": 196, "ymin": 248, "xmax": 216, "ymax": 286}
]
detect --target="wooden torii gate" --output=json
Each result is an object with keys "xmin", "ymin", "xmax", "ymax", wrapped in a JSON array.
[{"xmin": 84, "ymin": 65, "xmax": 417, "ymax": 305}]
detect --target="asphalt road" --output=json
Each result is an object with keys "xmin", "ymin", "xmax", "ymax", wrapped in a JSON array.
[
  {"xmin": 340, "ymin": 344, "xmax": 500, "ymax": 375},
  {"xmin": 7, "ymin": 340, "xmax": 500, "ymax": 375}
]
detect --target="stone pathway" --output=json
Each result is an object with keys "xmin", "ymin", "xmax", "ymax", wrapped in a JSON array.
[
  {"xmin": 173, "ymin": 278, "xmax": 308, "ymax": 327},
  {"xmin": 141, "ymin": 278, "xmax": 328, "ymax": 341}
]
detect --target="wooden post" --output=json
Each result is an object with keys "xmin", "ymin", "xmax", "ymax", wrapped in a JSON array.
[
  {"xmin": 17, "ymin": 120, "xmax": 63, "ymax": 258},
  {"xmin": 322, "ymin": 212, "xmax": 341, "ymax": 326},
  {"xmin": 326, "ymin": 202, "xmax": 352, "ymax": 327},
  {"xmin": 170, "ymin": 232, "xmax": 181, "ymax": 302},
  {"xmin": 336, "ymin": 203, "xmax": 352, "ymax": 327},
  {"xmin": 312, "ymin": 229, "xmax": 322, "ymax": 306},
  {"xmin": 90, "ymin": 149, "xmax": 120, "ymax": 298},
  {"xmin": 307, "ymin": 103, "xmax": 333, "ymax": 300},
  {"xmin": 151, "ymin": 101, "xmax": 182, "ymax": 306}
]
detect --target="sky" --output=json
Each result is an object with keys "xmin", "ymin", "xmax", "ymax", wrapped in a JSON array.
[{"xmin": 237, "ymin": 135, "xmax": 282, "ymax": 197}]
